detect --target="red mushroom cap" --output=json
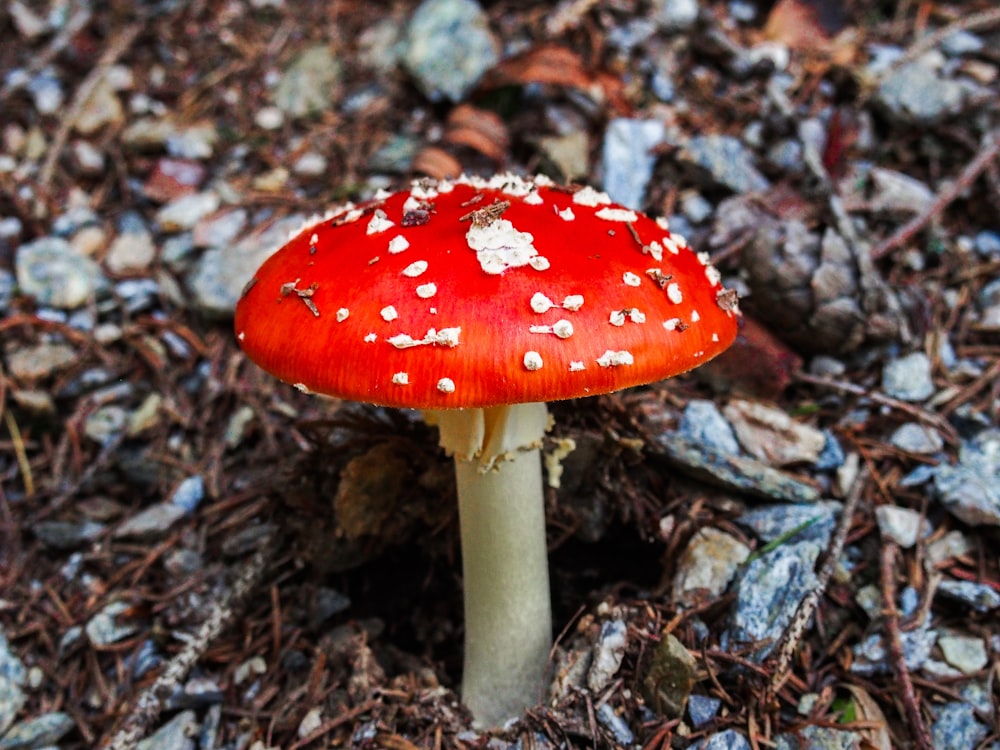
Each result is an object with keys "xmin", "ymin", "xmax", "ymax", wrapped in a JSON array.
[{"xmin": 234, "ymin": 174, "xmax": 739, "ymax": 409}]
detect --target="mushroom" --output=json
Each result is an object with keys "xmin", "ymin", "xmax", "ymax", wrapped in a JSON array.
[{"xmin": 234, "ymin": 173, "xmax": 739, "ymax": 727}]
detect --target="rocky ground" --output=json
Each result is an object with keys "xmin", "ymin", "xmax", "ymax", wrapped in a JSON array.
[{"xmin": 1, "ymin": 0, "xmax": 999, "ymax": 748}]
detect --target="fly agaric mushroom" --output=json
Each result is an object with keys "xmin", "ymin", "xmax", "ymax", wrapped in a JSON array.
[{"xmin": 234, "ymin": 173, "xmax": 739, "ymax": 727}]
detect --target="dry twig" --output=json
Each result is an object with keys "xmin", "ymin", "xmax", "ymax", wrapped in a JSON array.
[
  {"xmin": 880, "ymin": 542, "xmax": 934, "ymax": 750},
  {"xmin": 38, "ymin": 22, "xmax": 144, "ymax": 191},
  {"xmin": 102, "ymin": 542, "xmax": 272, "ymax": 750},
  {"xmin": 766, "ymin": 466, "xmax": 867, "ymax": 699},
  {"xmin": 871, "ymin": 130, "xmax": 1000, "ymax": 260}
]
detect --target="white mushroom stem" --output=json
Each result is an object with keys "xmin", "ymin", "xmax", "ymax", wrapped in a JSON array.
[{"xmin": 423, "ymin": 403, "xmax": 553, "ymax": 727}]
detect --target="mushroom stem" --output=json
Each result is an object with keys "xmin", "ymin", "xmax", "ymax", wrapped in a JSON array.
[{"xmin": 425, "ymin": 403, "xmax": 553, "ymax": 726}]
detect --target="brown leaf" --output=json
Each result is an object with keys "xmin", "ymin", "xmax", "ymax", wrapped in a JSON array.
[
  {"xmin": 411, "ymin": 146, "xmax": 463, "ymax": 181},
  {"xmin": 842, "ymin": 684, "xmax": 893, "ymax": 750},
  {"xmin": 764, "ymin": 0, "xmax": 837, "ymax": 52},
  {"xmin": 700, "ymin": 315, "xmax": 803, "ymax": 400},
  {"xmin": 479, "ymin": 44, "xmax": 632, "ymax": 115},
  {"xmin": 444, "ymin": 104, "xmax": 510, "ymax": 163}
]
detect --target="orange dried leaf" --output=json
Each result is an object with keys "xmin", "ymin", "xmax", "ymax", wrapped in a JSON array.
[
  {"xmin": 411, "ymin": 146, "xmax": 463, "ymax": 181},
  {"xmin": 444, "ymin": 104, "xmax": 510, "ymax": 163}
]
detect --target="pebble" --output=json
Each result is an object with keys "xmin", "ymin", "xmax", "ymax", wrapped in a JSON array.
[
  {"xmin": 882, "ymin": 352, "xmax": 934, "ymax": 402},
  {"xmin": 655, "ymin": 0, "xmax": 699, "ymax": 30},
  {"xmin": 85, "ymin": 601, "xmax": 141, "ymax": 646},
  {"xmin": 774, "ymin": 726, "xmax": 861, "ymax": 750},
  {"xmin": 32, "ymin": 520, "xmax": 105, "ymax": 549},
  {"xmin": 292, "ymin": 151, "xmax": 328, "ymax": 177},
  {"xmin": 655, "ymin": 432, "xmax": 822, "ymax": 504},
  {"xmin": 874, "ymin": 506, "xmax": 930, "ymax": 548},
  {"xmin": 672, "ymin": 527, "xmax": 750, "ymax": 608},
  {"xmin": 193, "ymin": 209, "xmax": 247, "ymax": 249},
  {"xmin": 934, "ymin": 428, "xmax": 1000, "ymax": 527},
  {"xmin": 402, "ymin": 0, "xmax": 499, "ymax": 102},
  {"xmin": 272, "ymin": 45, "xmax": 341, "ymax": 118},
  {"xmin": 0, "ymin": 629, "xmax": 27, "ymax": 736},
  {"xmin": 931, "ymin": 696, "xmax": 990, "ymax": 750},
  {"xmin": 851, "ymin": 623, "xmax": 936, "ymax": 676},
  {"xmin": 75, "ymin": 78, "xmax": 124, "ymax": 135},
  {"xmin": 155, "ymin": 191, "xmax": 221, "ymax": 232},
  {"xmin": 169, "ymin": 475, "xmax": 205, "ymax": 514},
  {"xmin": 601, "ymin": 118, "xmax": 666, "ymax": 209},
  {"xmin": 188, "ymin": 214, "xmax": 304, "ymax": 317},
  {"xmin": 641, "ymin": 633, "xmax": 696, "ymax": 718},
  {"xmin": 254, "ymin": 106, "xmax": 285, "ymax": 130},
  {"xmin": 105, "ymin": 229, "xmax": 156, "ymax": 275},
  {"xmin": 694, "ymin": 729, "xmax": 752, "ymax": 750},
  {"xmin": 679, "ymin": 400, "xmax": 741, "ymax": 457},
  {"xmin": 876, "ymin": 55, "xmax": 981, "ymax": 123},
  {"xmin": 936, "ymin": 579, "xmax": 1000, "ymax": 613},
  {"xmin": 5, "ymin": 342, "xmax": 77, "ymax": 381},
  {"xmin": 687, "ymin": 694, "xmax": 721, "ymax": 728},
  {"xmin": 867, "ymin": 167, "xmax": 935, "ymax": 215},
  {"xmin": 15, "ymin": 236, "xmax": 106, "ymax": 309},
  {"xmin": 27, "ymin": 69, "xmax": 64, "ymax": 114},
  {"xmin": 587, "ymin": 620, "xmax": 627, "ymax": 692},
  {"xmin": 890, "ymin": 422, "xmax": 943, "ymax": 454},
  {"xmin": 136, "ymin": 709, "xmax": 198, "ymax": 750},
  {"xmin": 680, "ymin": 191, "xmax": 713, "ymax": 224},
  {"xmin": 537, "ymin": 130, "xmax": 589, "ymax": 182},
  {"xmin": 0, "ymin": 711, "xmax": 74, "ymax": 749},
  {"xmin": 71, "ymin": 139, "xmax": 106, "ymax": 176},
  {"xmin": 937, "ymin": 634, "xmax": 987, "ymax": 675},
  {"xmin": 941, "ymin": 30, "xmax": 984, "ymax": 57},
  {"xmin": 143, "ymin": 158, "xmax": 207, "ymax": 203},
  {"xmin": 724, "ymin": 539, "xmax": 821, "ymax": 661},
  {"xmin": 723, "ymin": 399, "xmax": 827, "ymax": 466},
  {"xmin": 678, "ymin": 134, "xmax": 770, "ymax": 193},
  {"xmin": 165, "ymin": 122, "xmax": 218, "ymax": 160},
  {"xmin": 83, "ymin": 405, "xmax": 128, "ymax": 445},
  {"xmin": 595, "ymin": 703, "xmax": 633, "ymax": 745},
  {"xmin": 113, "ymin": 502, "xmax": 188, "ymax": 540},
  {"xmin": 974, "ymin": 230, "xmax": 1000, "ymax": 258}
]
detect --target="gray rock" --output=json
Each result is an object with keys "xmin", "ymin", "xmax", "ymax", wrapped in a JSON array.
[
  {"xmin": 876, "ymin": 56, "xmax": 982, "ymax": 123},
  {"xmin": 937, "ymin": 634, "xmax": 987, "ymax": 675},
  {"xmin": 0, "ymin": 630, "xmax": 27, "ymax": 736},
  {"xmin": 654, "ymin": 433, "xmax": 822, "ymax": 504},
  {"xmin": 83, "ymin": 405, "xmax": 128, "ymax": 445},
  {"xmin": 85, "ymin": 601, "xmax": 140, "ymax": 647},
  {"xmin": 15, "ymin": 236, "xmax": 105, "ymax": 309},
  {"xmin": 774, "ymin": 726, "xmax": 862, "ymax": 750},
  {"xmin": 156, "ymin": 191, "xmax": 220, "ymax": 232},
  {"xmin": 724, "ymin": 400, "xmax": 827, "ymax": 467},
  {"xmin": 0, "ymin": 270, "xmax": 15, "ymax": 313},
  {"xmin": 27, "ymin": 69, "xmax": 64, "ymax": 114},
  {"xmin": 936, "ymin": 579, "xmax": 1000, "ymax": 613},
  {"xmin": 934, "ymin": 429, "xmax": 1000, "ymax": 526},
  {"xmin": 695, "ymin": 729, "xmax": 752, "ymax": 750},
  {"xmin": 105, "ymin": 229, "xmax": 156, "ymax": 275},
  {"xmin": 655, "ymin": 0, "xmax": 699, "ymax": 30},
  {"xmin": 32, "ymin": 520, "xmax": 105, "ymax": 549},
  {"xmin": 737, "ymin": 502, "xmax": 838, "ymax": 544},
  {"xmin": 402, "ymin": 0, "xmax": 499, "ymax": 102},
  {"xmin": 169, "ymin": 475, "xmax": 204, "ymax": 514},
  {"xmin": 114, "ymin": 502, "xmax": 188, "ymax": 540},
  {"xmin": 931, "ymin": 701, "xmax": 989, "ymax": 750},
  {"xmin": 595, "ymin": 703, "xmax": 633, "ymax": 745},
  {"xmin": 136, "ymin": 710, "xmax": 198, "ymax": 750},
  {"xmin": 602, "ymin": 118, "xmax": 666, "ymax": 209},
  {"xmin": 941, "ymin": 30, "xmax": 984, "ymax": 56},
  {"xmin": 890, "ymin": 422, "xmax": 943, "ymax": 454},
  {"xmin": 0, "ymin": 712, "xmax": 74, "ymax": 750},
  {"xmin": 164, "ymin": 123, "xmax": 218, "ymax": 160},
  {"xmin": 882, "ymin": 351, "xmax": 934, "ymax": 402},
  {"xmin": 875, "ymin": 506, "xmax": 930, "ymax": 548},
  {"xmin": 687, "ymin": 694, "xmax": 721, "ymax": 728},
  {"xmin": 588, "ymin": 620, "xmax": 627, "ymax": 693},
  {"xmin": 851, "ymin": 622, "xmax": 936, "ymax": 676},
  {"xmin": 272, "ymin": 45, "xmax": 341, "ymax": 118},
  {"xmin": 724, "ymin": 539, "xmax": 822, "ymax": 661},
  {"xmin": 678, "ymin": 134, "xmax": 770, "ymax": 193},
  {"xmin": 974, "ymin": 230, "xmax": 1000, "ymax": 258},
  {"xmin": 673, "ymin": 527, "xmax": 750, "ymax": 608},
  {"xmin": 188, "ymin": 214, "xmax": 303, "ymax": 318},
  {"xmin": 679, "ymin": 400, "xmax": 741, "ymax": 457},
  {"xmin": 5, "ymin": 342, "xmax": 77, "ymax": 381}
]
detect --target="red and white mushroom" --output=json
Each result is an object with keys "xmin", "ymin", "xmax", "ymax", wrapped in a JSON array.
[{"xmin": 234, "ymin": 173, "xmax": 739, "ymax": 726}]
